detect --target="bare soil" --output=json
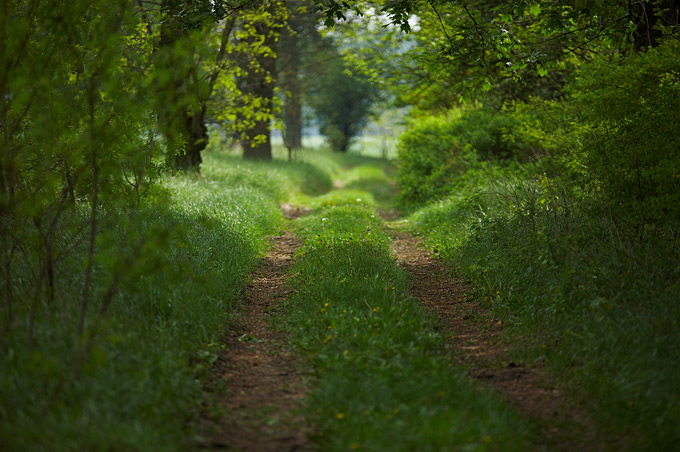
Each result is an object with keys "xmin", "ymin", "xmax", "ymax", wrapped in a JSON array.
[
  {"xmin": 204, "ymin": 230, "xmax": 314, "ymax": 452},
  {"xmin": 389, "ymin": 229, "xmax": 611, "ymax": 452}
]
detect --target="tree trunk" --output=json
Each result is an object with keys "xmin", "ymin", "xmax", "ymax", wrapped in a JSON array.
[
  {"xmin": 242, "ymin": 47, "xmax": 275, "ymax": 160},
  {"xmin": 631, "ymin": 0, "xmax": 680, "ymax": 50},
  {"xmin": 284, "ymin": 85, "xmax": 303, "ymax": 149},
  {"xmin": 280, "ymin": 26, "xmax": 303, "ymax": 150},
  {"xmin": 173, "ymin": 106, "xmax": 206, "ymax": 169},
  {"xmin": 241, "ymin": 7, "xmax": 280, "ymax": 161},
  {"xmin": 157, "ymin": 0, "xmax": 206, "ymax": 171}
]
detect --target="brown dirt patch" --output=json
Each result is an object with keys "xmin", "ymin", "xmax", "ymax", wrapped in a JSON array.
[
  {"xmin": 389, "ymin": 229, "xmax": 612, "ymax": 452},
  {"xmin": 281, "ymin": 203, "xmax": 311, "ymax": 220},
  {"xmin": 203, "ymin": 230, "xmax": 314, "ymax": 452}
]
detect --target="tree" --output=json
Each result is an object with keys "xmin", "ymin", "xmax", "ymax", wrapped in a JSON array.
[
  {"xmin": 235, "ymin": 2, "xmax": 286, "ymax": 161},
  {"xmin": 278, "ymin": 0, "xmax": 323, "ymax": 156},
  {"xmin": 279, "ymin": 23, "xmax": 304, "ymax": 153},
  {"xmin": 311, "ymin": 0, "xmax": 680, "ymax": 107},
  {"xmin": 309, "ymin": 46, "xmax": 379, "ymax": 152},
  {"xmin": 1, "ymin": 0, "xmax": 162, "ymax": 338},
  {"xmin": 148, "ymin": 0, "xmax": 249, "ymax": 170}
]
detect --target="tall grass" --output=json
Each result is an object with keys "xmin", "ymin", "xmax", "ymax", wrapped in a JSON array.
[
  {"xmin": 0, "ymin": 147, "xmax": 336, "ymax": 451},
  {"xmin": 409, "ymin": 168, "xmax": 680, "ymax": 450}
]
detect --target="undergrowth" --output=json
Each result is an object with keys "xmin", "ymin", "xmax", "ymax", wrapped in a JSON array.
[
  {"xmin": 403, "ymin": 115, "xmax": 680, "ymax": 450},
  {"xmin": 411, "ymin": 172, "xmax": 680, "ymax": 450},
  {"xmin": 0, "ymin": 147, "xmax": 334, "ymax": 451},
  {"xmin": 397, "ymin": 42, "xmax": 680, "ymax": 449}
]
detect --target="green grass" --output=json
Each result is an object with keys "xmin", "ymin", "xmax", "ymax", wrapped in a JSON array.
[
  {"xmin": 286, "ymin": 203, "xmax": 531, "ymax": 451},
  {"xmin": 408, "ymin": 167, "xmax": 680, "ymax": 450},
  {"xmin": 0, "ymin": 147, "xmax": 337, "ymax": 451},
  {"xmin": 1, "ymin": 202, "xmax": 271, "ymax": 451}
]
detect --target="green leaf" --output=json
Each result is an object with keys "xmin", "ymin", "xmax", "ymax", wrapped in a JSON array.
[
  {"xmin": 529, "ymin": 4, "xmax": 541, "ymax": 17},
  {"xmin": 537, "ymin": 64, "xmax": 548, "ymax": 77}
]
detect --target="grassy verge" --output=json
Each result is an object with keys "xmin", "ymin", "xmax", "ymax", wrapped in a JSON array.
[
  {"xmin": 0, "ymin": 147, "xmax": 335, "ymax": 451},
  {"xmin": 286, "ymin": 202, "xmax": 530, "ymax": 451},
  {"xmin": 409, "ymin": 168, "xmax": 680, "ymax": 450}
]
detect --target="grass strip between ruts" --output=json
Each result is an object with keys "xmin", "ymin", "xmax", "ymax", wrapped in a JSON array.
[{"xmin": 286, "ymin": 203, "xmax": 530, "ymax": 451}]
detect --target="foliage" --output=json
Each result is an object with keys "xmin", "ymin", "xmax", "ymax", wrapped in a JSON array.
[
  {"xmin": 567, "ymin": 40, "xmax": 680, "ymax": 230},
  {"xmin": 308, "ymin": 41, "xmax": 381, "ymax": 152},
  {"xmin": 288, "ymin": 203, "xmax": 530, "ymax": 451},
  {"xmin": 400, "ymin": 39, "xmax": 680, "ymax": 449},
  {"xmin": 1, "ymin": 0, "xmax": 163, "ymax": 341},
  {"xmin": 314, "ymin": 0, "xmax": 679, "ymax": 110},
  {"xmin": 395, "ymin": 112, "xmax": 470, "ymax": 205},
  {"xmin": 395, "ymin": 108, "xmax": 530, "ymax": 206}
]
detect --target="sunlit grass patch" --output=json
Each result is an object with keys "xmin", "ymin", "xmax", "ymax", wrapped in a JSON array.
[
  {"xmin": 202, "ymin": 149, "xmax": 334, "ymax": 201},
  {"xmin": 342, "ymin": 165, "xmax": 395, "ymax": 204},
  {"xmin": 305, "ymin": 190, "xmax": 378, "ymax": 210}
]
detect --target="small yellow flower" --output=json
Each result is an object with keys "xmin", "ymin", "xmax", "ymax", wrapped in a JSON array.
[
  {"xmin": 497, "ymin": 320, "xmax": 502, "ymax": 325},
  {"xmin": 391, "ymin": 286, "xmax": 395, "ymax": 290},
  {"xmin": 372, "ymin": 307, "xmax": 379, "ymax": 312},
  {"xmin": 327, "ymin": 325, "xmax": 332, "ymax": 330},
  {"xmin": 324, "ymin": 302, "xmax": 329, "ymax": 307},
  {"xmin": 343, "ymin": 350, "xmax": 349, "ymax": 355},
  {"xmin": 336, "ymin": 412, "xmax": 344, "ymax": 419},
  {"xmin": 351, "ymin": 443, "xmax": 361, "ymax": 450},
  {"xmin": 496, "ymin": 291, "xmax": 501, "ymax": 295},
  {"xmin": 321, "ymin": 308, "xmax": 326, "ymax": 313},
  {"xmin": 484, "ymin": 297, "xmax": 489, "ymax": 302},
  {"xmin": 343, "ymin": 309, "xmax": 348, "ymax": 314}
]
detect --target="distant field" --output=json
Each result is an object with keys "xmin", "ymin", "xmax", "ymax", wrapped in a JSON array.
[{"xmin": 270, "ymin": 134, "xmax": 400, "ymax": 160}]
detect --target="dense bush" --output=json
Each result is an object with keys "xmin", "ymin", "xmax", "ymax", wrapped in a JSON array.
[
  {"xmin": 568, "ymin": 40, "xmax": 680, "ymax": 230},
  {"xmin": 395, "ymin": 111, "xmax": 473, "ymax": 205},
  {"xmin": 396, "ymin": 108, "xmax": 532, "ymax": 206},
  {"xmin": 455, "ymin": 107, "xmax": 530, "ymax": 160}
]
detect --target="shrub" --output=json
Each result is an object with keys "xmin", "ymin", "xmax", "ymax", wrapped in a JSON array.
[
  {"xmin": 568, "ymin": 40, "xmax": 680, "ymax": 230},
  {"xmin": 395, "ymin": 111, "xmax": 472, "ymax": 206},
  {"xmin": 396, "ymin": 108, "xmax": 533, "ymax": 207},
  {"xmin": 456, "ymin": 107, "xmax": 530, "ymax": 160}
]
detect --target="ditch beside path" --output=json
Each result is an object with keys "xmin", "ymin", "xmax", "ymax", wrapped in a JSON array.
[
  {"xmin": 203, "ymin": 229, "xmax": 313, "ymax": 452},
  {"xmin": 389, "ymin": 228, "xmax": 610, "ymax": 452}
]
